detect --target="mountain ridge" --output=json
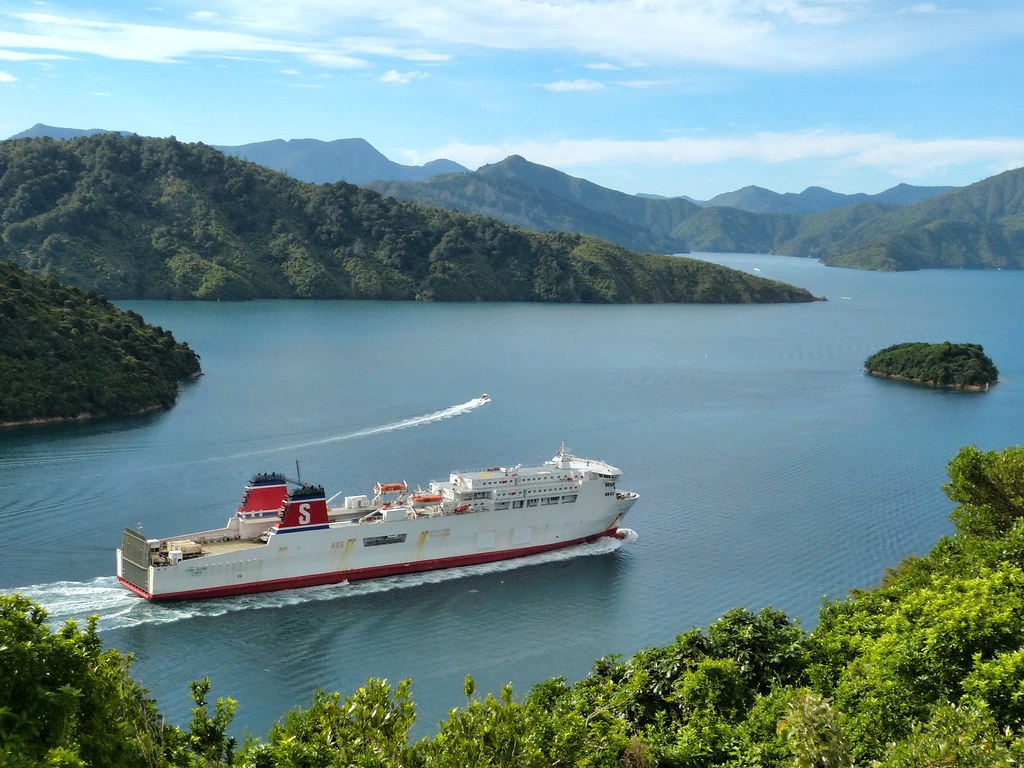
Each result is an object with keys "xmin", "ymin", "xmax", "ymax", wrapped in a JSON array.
[
  {"xmin": 213, "ymin": 137, "xmax": 471, "ymax": 185},
  {"xmin": 10, "ymin": 125, "xmax": 1018, "ymax": 272},
  {"xmin": 9, "ymin": 124, "xmax": 950, "ymax": 211},
  {"xmin": 371, "ymin": 155, "xmax": 700, "ymax": 254}
]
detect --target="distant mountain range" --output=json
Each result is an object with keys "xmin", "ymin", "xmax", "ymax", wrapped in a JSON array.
[
  {"xmin": 367, "ymin": 156, "xmax": 971, "ymax": 261},
  {"xmin": 373, "ymin": 155, "xmax": 701, "ymax": 254},
  {"xmin": 10, "ymin": 124, "xmax": 130, "ymax": 140},
  {"xmin": 8, "ymin": 124, "xmax": 1023, "ymax": 271},
  {"xmin": 10, "ymin": 125, "xmax": 469, "ymax": 186},
  {"xmin": 697, "ymin": 183, "xmax": 957, "ymax": 214},
  {"xmin": 9, "ymin": 124, "xmax": 947, "ymax": 214},
  {"xmin": 376, "ymin": 155, "xmax": 1024, "ymax": 271},
  {"xmin": 213, "ymin": 138, "xmax": 470, "ymax": 185}
]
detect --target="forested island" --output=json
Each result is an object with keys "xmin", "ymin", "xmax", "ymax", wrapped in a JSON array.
[
  {"xmin": 0, "ymin": 260, "xmax": 201, "ymax": 425},
  {"xmin": 865, "ymin": 342, "xmax": 998, "ymax": 391},
  {"xmin": 5, "ymin": 444, "xmax": 1024, "ymax": 767},
  {"xmin": 0, "ymin": 134, "xmax": 816, "ymax": 304}
]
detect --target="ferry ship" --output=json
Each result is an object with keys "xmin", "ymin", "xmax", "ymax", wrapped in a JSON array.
[{"xmin": 116, "ymin": 445, "xmax": 640, "ymax": 601}]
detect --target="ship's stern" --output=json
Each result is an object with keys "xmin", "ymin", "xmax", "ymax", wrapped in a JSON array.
[{"xmin": 117, "ymin": 527, "xmax": 155, "ymax": 599}]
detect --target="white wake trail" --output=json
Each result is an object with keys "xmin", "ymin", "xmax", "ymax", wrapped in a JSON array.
[{"xmin": 226, "ymin": 395, "xmax": 491, "ymax": 460}]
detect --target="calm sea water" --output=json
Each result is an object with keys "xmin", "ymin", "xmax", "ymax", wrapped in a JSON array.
[{"xmin": 2, "ymin": 254, "xmax": 1022, "ymax": 737}]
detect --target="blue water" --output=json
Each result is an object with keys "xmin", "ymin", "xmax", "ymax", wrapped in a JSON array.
[{"xmin": 2, "ymin": 254, "xmax": 1022, "ymax": 737}]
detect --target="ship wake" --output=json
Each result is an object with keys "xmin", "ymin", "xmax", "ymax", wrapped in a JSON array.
[
  {"xmin": 16, "ymin": 528, "xmax": 636, "ymax": 632},
  {"xmin": 227, "ymin": 394, "xmax": 491, "ymax": 460}
]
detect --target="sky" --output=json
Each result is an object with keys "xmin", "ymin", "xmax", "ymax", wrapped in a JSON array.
[{"xmin": 2, "ymin": 1, "xmax": 1024, "ymax": 199}]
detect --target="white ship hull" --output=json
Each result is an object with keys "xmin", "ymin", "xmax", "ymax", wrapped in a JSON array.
[{"xmin": 117, "ymin": 445, "xmax": 639, "ymax": 601}]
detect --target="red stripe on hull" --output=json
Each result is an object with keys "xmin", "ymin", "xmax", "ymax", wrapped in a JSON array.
[{"xmin": 126, "ymin": 528, "xmax": 623, "ymax": 602}]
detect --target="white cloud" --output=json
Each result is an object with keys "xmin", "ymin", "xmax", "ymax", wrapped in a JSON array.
[
  {"xmin": 334, "ymin": 37, "xmax": 449, "ymax": 62},
  {"xmin": 379, "ymin": 68, "xmax": 427, "ymax": 84},
  {"xmin": 620, "ymin": 79, "xmax": 677, "ymax": 89},
  {"xmin": 411, "ymin": 130, "xmax": 1024, "ymax": 182},
  {"xmin": 0, "ymin": 48, "xmax": 70, "ymax": 61},
  {"xmin": 0, "ymin": 11, "xmax": 411, "ymax": 69},
  {"xmin": 0, "ymin": 70, "xmax": 17, "ymax": 82},
  {"xmin": 1, "ymin": 2, "xmax": 1017, "ymax": 75},
  {"xmin": 279, "ymin": 68, "xmax": 301, "ymax": 75},
  {"xmin": 195, "ymin": 0, "xmax": 1024, "ymax": 72},
  {"xmin": 542, "ymin": 78, "xmax": 604, "ymax": 92},
  {"xmin": 303, "ymin": 51, "xmax": 369, "ymax": 68}
]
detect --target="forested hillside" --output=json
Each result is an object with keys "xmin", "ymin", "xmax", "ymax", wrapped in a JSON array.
[
  {"xmin": 0, "ymin": 134, "xmax": 816, "ymax": 303},
  {"xmin": 700, "ymin": 182, "xmax": 955, "ymax": 215},
  {"xmin": 0, "ymin": 259, "xmax": 200, "ymax": 424},
  {"xmin": 810, "ymin": 167, "xmax": 1024, "ymax": 270},
  {"xmin": 6, "ymin": 444, "xmax": 1024, "ymax": 766},
  {"xmin": 371, "ymin": 154, "xmax": 702, "ymax": 254},
  {"xmin": 372, "ymin": 153, "xmax": 1024, "ymax": 272},
  {"xmin": 368, "ymin": 156, "xmax": 958, "ymax": 258}
]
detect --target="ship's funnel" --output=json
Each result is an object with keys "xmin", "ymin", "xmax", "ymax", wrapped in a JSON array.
[
  {"xmin": 238, "ymin": 472, "xmax": 289, "ymax": 514},
  {"xmin": 277, "ymin": 484, "xmax": 329, "ymax": 528}
]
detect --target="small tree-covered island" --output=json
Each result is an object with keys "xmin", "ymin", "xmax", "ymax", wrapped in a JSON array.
[
  {"xmin": 864, "ymin": 341, "xmax": 998, "ymax": 391},
  {"xmin": 0, "ymin": 259, "xmax": 201, "ymax": 426}
]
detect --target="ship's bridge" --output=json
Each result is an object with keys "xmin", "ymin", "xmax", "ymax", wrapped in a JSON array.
[{"xmin": 546, "ymin": 445, "xmax": 622, "ymax": 478}]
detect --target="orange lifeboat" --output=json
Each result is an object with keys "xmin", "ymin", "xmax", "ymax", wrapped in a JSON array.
[
  {"xmin": 375, "ymin": 481, "xmax": 407, "ymax": 494},
  {"xmin": 411, "ymin": 494, "xmax": 443, "ymax": 506}
]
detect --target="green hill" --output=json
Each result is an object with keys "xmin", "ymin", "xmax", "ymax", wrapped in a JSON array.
[
  {"xmin": 700, "ymin": 182, "xmax": 954, "ymax": 215},
  {"xmin": 370, "ymin": 154, "xmax": 702, "ymax": 254},
  {"xmin": 0, "ymin": 135, "xmax": 816, "ymax": 304},
  {"xmin": 12, "ymin": 128, "xmax": 998, "ymax": 273},
  {"xmin": 0, "ymin": 259, "xmax": 200, "ymax": 425},
  {"xmin": 372, "ymin": 152, "xmax": 1024, "ymax": 272},
  {"xmin": 809, "ymin": 168, "xmax": 1024, "ymax": 270}
]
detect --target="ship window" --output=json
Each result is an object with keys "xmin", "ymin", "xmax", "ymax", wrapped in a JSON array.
[
  {"xmin": 541, "ymin": 496, "xmax": 559, "ymax": 505},
  {"xmin": 512, "ymin": 500, "xmax": 524, "ymax": 508},
  {"xmin": 495, "ymin": 501, "xmax": 510, "ymax": 510},
  {"xmin": 526, "ymin": 498, "xmax": 539, "ymax": 507},
  {"xmin": 561, "ymin": 495, "xmax": 577, "ymax": 503},
  {"xmin": 363, "ymin": 534, "xmax": 408, "ymax": 547}
]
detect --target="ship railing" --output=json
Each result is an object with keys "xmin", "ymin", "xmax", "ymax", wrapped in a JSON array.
[{"xmin": 160, "ymin": 526, "xmax": 237, "ymax": 547}]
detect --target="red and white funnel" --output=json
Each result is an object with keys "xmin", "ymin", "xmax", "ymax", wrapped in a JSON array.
[
  {"xmin": 277, "ymin": 484, "xmax": 329, "ymax": 529},
  {"xmin": 238, "ymin": 472, "xmax": 289, "ymax": 515}
]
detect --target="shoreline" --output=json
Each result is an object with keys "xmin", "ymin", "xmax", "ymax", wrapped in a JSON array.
[
  {"xmin": 865, "ymin": 370, "xmax": 994, "ymax": 392},
  {"xmin": 0, "ymin": 374, "xmax": 201, "ymax": 429},
  {"xmin": 0, "ymin": 404, "xmax": 167, "ymax": 429}
]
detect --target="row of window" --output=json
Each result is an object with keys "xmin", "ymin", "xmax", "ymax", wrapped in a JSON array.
[{"xmin": 493, "ymin": 494, "xmax": 578, "ymax": 511}]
